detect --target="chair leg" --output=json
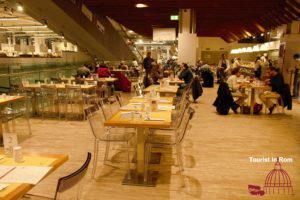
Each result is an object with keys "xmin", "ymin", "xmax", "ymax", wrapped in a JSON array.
[
  {"xmin": 92, "ymin": 140, "xmax": 99, "ymax": 179},
  {"xmin": 176, "ymin": 144, "xmax": 184, "ymax": 173},
  {"xmin": 104, "ymin": 141, "xmax": 110, "ymax": 162},
  {"xmin": 144, "ymin": 144, "xmax": 151, "ymax": 183}
]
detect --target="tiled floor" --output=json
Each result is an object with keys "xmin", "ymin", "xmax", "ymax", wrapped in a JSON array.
[{"xmin": 18, "ymin": 87, "xmax": 300, "ymax": 200}]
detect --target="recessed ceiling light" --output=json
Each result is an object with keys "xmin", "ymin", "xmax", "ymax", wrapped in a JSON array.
[
  {"xmin": 16, "ymin": 5, "xmax": 23, "ymax": 12},
  {"xmin": 128, "ymin": 30, "xmax": 134, "ymax": 34},
  {"xmin": 261, "ymin": 33, "xmax": 264, "ymax": 36},
  {"xmin": 267, "ymin": 32, "xmax": 270, "ymax": 35},
  {"xmin": 135, "ymin": 3, "xmax": 148, "ymax": 8}
]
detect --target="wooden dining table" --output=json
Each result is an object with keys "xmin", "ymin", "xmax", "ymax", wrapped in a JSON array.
[
  {"xmin": 168, "ymin": 78, "xmax": 184, "ymax": 85},
  {"xmin": 104, "ymin": 97, "xmax": 173, "ymax": 186},
  {"xmin": 143, "ymin": 85, "xmax": 179, "ymax": 97},
  {"xmin": 0, "ymin": 151, "xmax": 68, "ymax": 200},
  {"xmin": 61, "ymin": 77, "xmax": 118, "ymax": 83}
]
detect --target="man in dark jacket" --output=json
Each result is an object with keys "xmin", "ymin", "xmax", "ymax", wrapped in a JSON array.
[
  {"xmin": 178, "ymin": 63, "xmax": 193, "ymax": 88},
  {"xmin": 259, "ymin": 67, "xmax": 285, "ymax": 114},
  {"xmin": 143, "ymin": 52, "xmax": 154, "ymax": 73}
]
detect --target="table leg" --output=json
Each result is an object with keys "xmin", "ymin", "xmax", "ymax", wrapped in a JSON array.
[
  {"xmin": 250, "ymin": 88, "xmax": 255, "ymax": 115},
  {"xmin": 122, "ymin": 127, "xmax": 158, "ymax": 186}
]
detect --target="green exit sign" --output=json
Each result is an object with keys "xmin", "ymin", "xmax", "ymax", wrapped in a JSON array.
[{"xmin": 170, "ymin": 15, "xmax": 178, "ymax": 21}]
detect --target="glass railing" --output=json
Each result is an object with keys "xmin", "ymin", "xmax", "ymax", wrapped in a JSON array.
[{"xmin": 0, "ymin": 64, "xmax": 79, "ymax": 93}]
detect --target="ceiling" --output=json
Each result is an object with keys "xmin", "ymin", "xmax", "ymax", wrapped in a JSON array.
[
  {"xmin": 84, "ymin": 0, "xmax": 300, "ymax": 42},
  {"xmin": 0, "ymin": 5, "xmax": 62, "ymax": 39}
]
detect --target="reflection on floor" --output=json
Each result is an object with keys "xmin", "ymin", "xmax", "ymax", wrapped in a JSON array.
[{"xmin": 18, "ymin": 87, "xmax": 300, "ymax": 200}]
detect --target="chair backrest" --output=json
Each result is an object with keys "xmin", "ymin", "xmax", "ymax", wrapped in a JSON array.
[
  {"xmin": 65, "ymin": 85, "xmax": 83, "ymax": 100},
  {"xmin": 133, "ymin": 84, "xmax": 143, "ymax": 96},
  {"xmin": 41, "ymin": 84, "xmax": 57, "ymax": 96},
  {"xmin": 115, "ymin": 93, "xmax": 124, "ymax": 107},
  {"xmin": 54, "ymin": 152, "xmax": 91, "ymax": 200},
  {"xmin": 96, "ymin": 99, "xmax": 113, "ymax": 120},
  {"xmin": 176, "ymin": 87, "xmax": 191, "ymax": 119},
  {"xmin": 87, "ymin": 110, "xmax": 107, "ymax": 139},
  {"xmin": 176, "ymin": 107, "xmax": 195, "ymax": 144}
]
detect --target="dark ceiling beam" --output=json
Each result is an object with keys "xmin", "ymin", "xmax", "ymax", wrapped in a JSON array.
[
  {"xmin": 286, "ymin": 0, "xmax": 300, "ymax": 10},
  {"xmin": 284, "ymin": 2, "xmax": 300, "ymax": 18},
  {"xmin": 270, "ymin": 10, "xmax": 292, "ymax": 24}
]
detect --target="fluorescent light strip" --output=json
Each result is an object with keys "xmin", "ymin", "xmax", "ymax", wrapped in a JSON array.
[
  {"xmin": 0, "ymin": 30, "xmax": 53, "ymax": 33},
  {"xmin": 0, "ymin": 17, "xmax": 19, "ymax": 21},
  {"xmin": 0, "ymin": 25, "xmax": 47, "ymax": 29}
]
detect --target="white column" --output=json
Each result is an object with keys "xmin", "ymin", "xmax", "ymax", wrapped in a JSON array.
[{"xmin": 178, "ymin": 9, "xmax": 198, "ymax": 66}]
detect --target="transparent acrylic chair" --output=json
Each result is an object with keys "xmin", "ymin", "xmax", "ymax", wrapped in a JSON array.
[
  {"xmin": 65, "ymin": 85, "xmax": 94, "ymax": 120},
  {"xmin": 144, "ymin": 107, "xmax": 195, "ymax": 181},
  {"xmin": 24, "ymin": 152, "xmax": 91, "ymax": 200},
  {"xmin": 0, "ymin": 95, "xmax": 32, "ymax": 135},
  {"xmin": 133, "ymin": 84, "xmax": 143, "ymax": 96},
  {"xmin": 86, "ymin": 109, "xmax": 135, "ymax": 178},
  {"xmin": 40, "ymin": 85, "xmax": 59, "ymax": 119}
]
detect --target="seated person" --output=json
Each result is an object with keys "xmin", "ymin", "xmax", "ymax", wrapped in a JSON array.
[
  {"xmin": 118, "ymin": 61, "xmax": 128, "ymax": 70},
  {"xmin": 150, "ymin": 63, "xmax": 163, "ymax": 84},
  {"xmin": 227, "ymin": 67, "xmax": 248, "ymax": 106},
  {"xmin": 97, "ymin": 65, "xmax": 111, "ymax": 78},
  {"xmin": 76, "ymin": 64, "xmax": 91, "ymax": 78},
  {"xmin": 259, "ymin": 66, "xmax": 284, "ymax": 114},
  {"xmin": 178, "ymin": 63, "xmax": 193, "ymax": 88},
  {"xmin": 75, "ymin": 64, "xmax": 91, "ymax": 84}
]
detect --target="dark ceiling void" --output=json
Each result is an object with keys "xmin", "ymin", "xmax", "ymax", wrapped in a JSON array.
[{"xmin": 84, "ymin": 0, "xmax": 300, "ymax": 43}]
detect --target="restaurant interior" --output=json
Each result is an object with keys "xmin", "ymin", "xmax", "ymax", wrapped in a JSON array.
[{"xmin": 0, "ymin": 0, "xmax": 299, "ymax": 199}]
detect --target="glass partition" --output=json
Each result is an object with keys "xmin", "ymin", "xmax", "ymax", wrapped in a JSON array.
[{"xmin": 0, "ymin": 64, "xmax": 79, "ymax": 93}]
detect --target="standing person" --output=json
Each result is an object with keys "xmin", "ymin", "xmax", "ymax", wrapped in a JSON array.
[
  {"xmin": 217, "ymin": 54, "xmax": 230, "ymax": 83},
  {"xmin": 260, "ymin": 53, "xmax": 270, "ymax": 77},
  {"xmin": 259, "ymin": 67, "xmax": 285, "ymax": 114},
  {"xmin": 143, "ymin": 52, "xmax": 154, "ymax": 73},
  {"xmin": 254, "ymin": 56, "xmax": 262, "ymax": 79},
  {"xmin": 292, "ymin": 54, "xmax": 300, "ymax": 97}
]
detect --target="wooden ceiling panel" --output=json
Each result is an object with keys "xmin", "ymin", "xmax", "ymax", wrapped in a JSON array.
[{"xmin": 83, "ymin": 0, "xmax": 299, "ymax": 42}]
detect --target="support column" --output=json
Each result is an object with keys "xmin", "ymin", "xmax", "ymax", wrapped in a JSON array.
[
  {"xmin": 280, "ymin": 20, "xmax": 300, "ymax": 97},
  {"xmin": 178, "ymin": 9, "xmax": 198, "ymax": 66}
]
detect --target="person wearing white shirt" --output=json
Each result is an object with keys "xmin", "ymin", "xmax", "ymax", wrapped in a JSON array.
[
  {"xmin": 227, "ymin": 67, "xmax": 248, "ymax": 106},
  {"xmin": 132, "ymin": 59, "xmax": 138, "ymax": 67},
  {"xmin": 232, "ymin": 57, "xmax": 242, "ymax": 69}
]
